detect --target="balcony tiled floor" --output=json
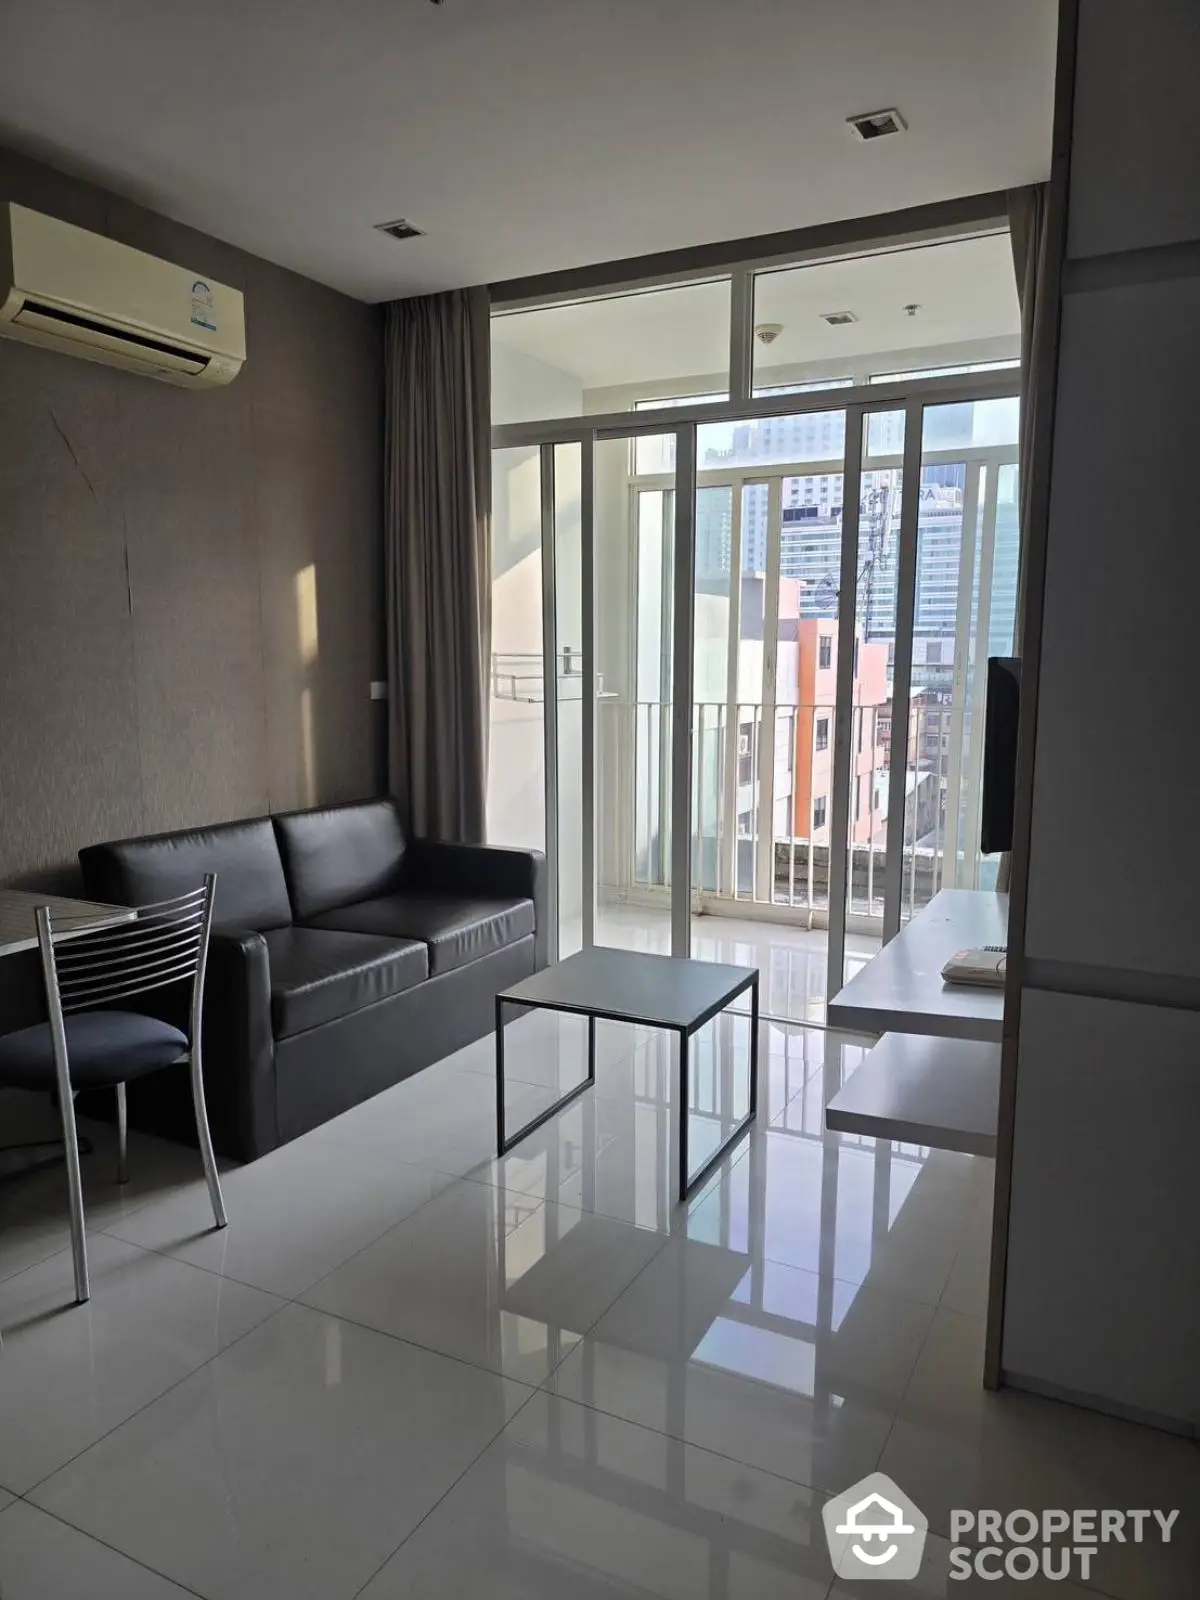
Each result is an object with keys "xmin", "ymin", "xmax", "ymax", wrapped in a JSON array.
[{"xmin": 1, "ymin": 1011, "xmax": 1196, "ymax": 1598}]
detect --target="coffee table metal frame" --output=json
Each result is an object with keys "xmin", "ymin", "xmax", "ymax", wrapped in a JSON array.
[{"xmin": 495, "ymin": 955, "xmax": 759, "ymax": 1202}]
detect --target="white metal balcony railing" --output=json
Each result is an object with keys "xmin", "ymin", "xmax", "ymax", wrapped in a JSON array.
[
  {"xmin": 491, "ymin": 650, "xmax": 584, "ymax": 703},
  {"xmin": 492, "ymin": 651, "xmax": 990, "ymax": 928},
  {"xmin": 622, "ymin": 698, "xmax": 982, "ymax": 926}
]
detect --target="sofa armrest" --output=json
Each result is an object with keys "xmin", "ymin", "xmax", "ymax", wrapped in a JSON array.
[
  {"xmin": 201, "ymin": 929, "xmax": 279, "ymax": 1160},
  {"xmin": 406, "ymin": 840, "xmax": 548, "ymax": 968}
]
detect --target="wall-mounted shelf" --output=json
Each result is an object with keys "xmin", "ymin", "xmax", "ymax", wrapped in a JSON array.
[{"xmin": 826, "ymin": 1031, "xmax": 1000, "ymax": 1157}]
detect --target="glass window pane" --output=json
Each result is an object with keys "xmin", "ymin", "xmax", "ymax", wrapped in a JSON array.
[
  {"xmin": 554, "ymin": 443, "xmax": 584, "ymax": 956},
  {"xmin": 755, "ymin": 377, "xmax": 854, "ymax": 396},
  {"xmin": 786, "ymin": 483, "xmax": 847, "ymax": 915},
  {"xmin": 631, "ymin": 491, "xmax": 662, "ymax": 706},
  {"xmin": 634, "ymin": 432, "xmax": 679, "ymax": 476},
  {"xmin": 635, "ymin": 391, "xmax": 727, "ymax": 410},
  {"xmin": 735, "ymin": 484, "xmax": 768, "ymax": 898},
  {"xmin": 886, "ymin": 397, "xmax": 1021, "ymax": 916},
  {"xmin": 990, "ymin": 463, "xmax": 1020, "ymax": 659},
  {"xmin": 844, "ymin": 450, "xmax": 902, "ymax": 933},
  {"xmin": 737, "ymin": 484, "xmax": 768, "ymax": 701},
  {"xmin": 491, "ymin": 279, "xmax": 731, "ymax": 426},
  {"xmin": 693, "ymin": 485, "xmax": 734, "ymax": 893},
  {"xmin": 869, "ymin": 358, "xmax": 1020, "ymax": 384},
  {"xmin": 488, "ymin": 447, "xmax": 545, "ymax": 850},
  {"xmin": 902, "ymin": 450, "xmax": 974, "ymax": 915},
  {"xmin": 751, "ymin": 235, "xmax": 1020, "ymax": 394},
  {"xmin": 595, "ymin": 437, "xmax": 674, "ymax": 948},
  {"xmin": 865, "ymin": 407, "xmax": 906, "ymax": 457},
  {"xmin": 922, "ymin": 396, "xmax": 1020, "ymax": 450},
  {"xmin": 638, "ymin": 403, "xmax": 856, "ymax": 476},
  {"xmin": 633, "ymin": 394, "xmax": 726, "ymax": 474},
  {"xmin": 698, "ymin": 411, "xmax": 846, "ymax": 469}
]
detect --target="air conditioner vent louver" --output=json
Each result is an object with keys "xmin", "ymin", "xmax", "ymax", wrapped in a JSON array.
[
  {"xmin": 17, "ymin": 301, "xmax": 206, "ymax": 366},
  {"xmin": 375, "ymin": 218, "xmax": 424, "ymax": 241},
  {"xmin": 821, "ymin": 311, "xmax": 858, "ymax": 327}
]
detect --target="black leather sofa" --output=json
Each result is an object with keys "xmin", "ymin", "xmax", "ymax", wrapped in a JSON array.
[{"xmin": 79, "ymin": 799, "xmax": 546, "ymax": 1161}]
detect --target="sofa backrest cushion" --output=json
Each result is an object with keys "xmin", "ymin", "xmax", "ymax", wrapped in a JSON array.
[
  {"xmin": 79, "ymin": 818, "xmax": 293, "ymax": 932},
  {"xmin": 273, "ymin": 799, "xmax": 407, "ymax": 922}
]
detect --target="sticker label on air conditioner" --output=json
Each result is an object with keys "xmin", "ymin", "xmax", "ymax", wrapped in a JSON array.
[{"xmin": 190, "ymin": 279, "xmax": 216, "ymax": 331}]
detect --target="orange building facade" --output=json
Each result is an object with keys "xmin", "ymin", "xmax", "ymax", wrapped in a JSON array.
[{"xmin": 790, "ymin": 618, "xmax": 890, "ymax": 846}]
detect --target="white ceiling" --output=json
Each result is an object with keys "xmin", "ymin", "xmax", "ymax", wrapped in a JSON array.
[
  {"xmin": 495, "ymin": 233, "xmax": 1020, "ymax": 391},
  {"xmin": 0, "ymin": 0, "xmax": 1057, "ymax": 303}
]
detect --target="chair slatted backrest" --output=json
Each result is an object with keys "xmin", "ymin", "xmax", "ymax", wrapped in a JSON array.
[{"xmin": 38, "ymin": 875, "xmax": 216, "ymax": 1030}]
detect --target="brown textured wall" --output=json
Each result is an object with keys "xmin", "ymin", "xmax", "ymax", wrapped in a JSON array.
[{"xmin": 0, "ymin": 146, "xmax": 386, "ymax": 892}]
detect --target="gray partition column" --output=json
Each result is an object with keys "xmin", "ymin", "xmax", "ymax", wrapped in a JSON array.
[{"xmin": 993, "ymin": 0, "xmax": 1200, "ymax": 1429}]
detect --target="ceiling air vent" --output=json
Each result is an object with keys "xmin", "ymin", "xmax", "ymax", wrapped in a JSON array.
[
  {"xmin": 375, "ymin": 218, "xmax": 424, "ymax": 241},
  {"xmin": 821, "ymin": 311, "xmax": 858, "ymax": 327},
  {"xmin": 847, "ymin": 108, "xmax": 907, "ymax": 141}
]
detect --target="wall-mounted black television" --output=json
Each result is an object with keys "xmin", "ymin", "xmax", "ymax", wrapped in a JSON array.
[{"xmin": 981, "ymin": 657, "xmax": 1021, "ymax": 854}]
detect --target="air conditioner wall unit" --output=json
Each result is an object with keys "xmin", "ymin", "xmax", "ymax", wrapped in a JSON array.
[{"xmin": 0, "ymin": 203, "xmax": 245, "ymax": 388}]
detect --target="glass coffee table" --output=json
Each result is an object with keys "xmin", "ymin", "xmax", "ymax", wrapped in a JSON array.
[{"xmin": 495, "ymin": 947, "xmax": 759, "ymax": 1201}]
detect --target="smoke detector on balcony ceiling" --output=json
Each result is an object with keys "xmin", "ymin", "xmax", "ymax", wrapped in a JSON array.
[
  {"xmin": 847, "ymin": 108, "xmax": 907, "ymax": 141},
  {"xmin": 754, "ymin": 323, "xmax": 784, "ymax": 345}
]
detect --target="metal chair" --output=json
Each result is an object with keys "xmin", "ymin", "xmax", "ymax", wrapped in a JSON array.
[{"xmin": 0, "ymin": 874, "xmax": 227, "ymax": 1303}]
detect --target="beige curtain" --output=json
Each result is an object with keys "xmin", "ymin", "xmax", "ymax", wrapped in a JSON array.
[
  {"xmin": 384, "ymin": 287, "xmax": 492, "ymax": 842},
  {"xmin": 996, "ymin": 186, "xmax": 1050, "ymax": 892}
]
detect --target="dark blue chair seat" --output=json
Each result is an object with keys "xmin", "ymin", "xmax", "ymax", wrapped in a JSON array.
[{"xmin": 0, "ymin": 1011, "xmax": 189, "ymax": 1091}]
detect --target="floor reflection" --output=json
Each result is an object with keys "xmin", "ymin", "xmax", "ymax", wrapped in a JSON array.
[{"xmin": 360, "ymin": 1389, "xmax": 836, "ymax": 1598}]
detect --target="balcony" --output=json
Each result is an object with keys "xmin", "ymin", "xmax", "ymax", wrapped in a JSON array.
[
  {"xmin": 491, "ymin": 648, "xmax": 993, "ymax": 1022},
  {"xmin": 608, "ymin": 695, "xmax": 988, "ymax": 928}
]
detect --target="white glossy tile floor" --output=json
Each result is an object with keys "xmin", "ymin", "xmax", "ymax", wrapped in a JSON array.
[{"xmin": 1, "ymin": 1009, "xmax": 1196, "ymax": 1598}]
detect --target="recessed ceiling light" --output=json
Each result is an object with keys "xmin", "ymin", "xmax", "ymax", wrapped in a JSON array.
[
  {"xmin": 374, "ymin": 218, "xmax": 425, "ymax": 241},
  {"xmin": 847, "ymin": 108, "xmax": 907, "ymax": 142},
  {"xmin": 821, "ymin": 311, "xmax": 858, "ymax": 327}
]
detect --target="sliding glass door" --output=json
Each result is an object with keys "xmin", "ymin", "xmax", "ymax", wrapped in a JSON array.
[
  {"xmin": 488, "ymin": 446, "xmax": 547, "ymax": 857},
  {"xmin": 487, "ymin": 380, "xmax": 1018, "ymax": 1016},
  {"xmin": 595, "ymin": 434, "xmax": 677, "ymax": 954},
  {"xmin": 552, "ymin": 442, "xmax": 585, "ymax": 957},
  {"xmin": 907, "ymin": 400, "xmax": 1020, "ymax": 908}
]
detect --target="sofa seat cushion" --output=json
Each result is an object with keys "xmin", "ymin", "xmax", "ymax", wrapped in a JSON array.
[
  {"xmin": 305, "ymin": 892, "xmax": 535, "ymax": 977},
  {"xmin": 262, "ymin": 927, "xmax": 428, "ymax": 1040}
]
